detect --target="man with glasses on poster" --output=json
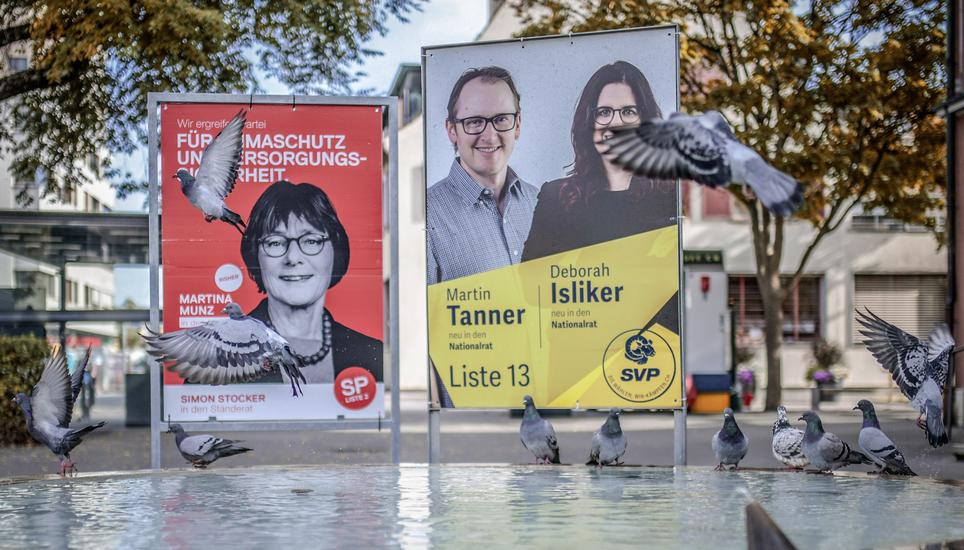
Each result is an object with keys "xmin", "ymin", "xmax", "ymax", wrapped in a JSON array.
[{"xmin": 426, "ymin": 66, "xmax": 538, "ymax": 283}]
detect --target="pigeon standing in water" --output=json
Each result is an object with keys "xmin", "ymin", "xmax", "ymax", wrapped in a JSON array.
[
  {"xmin": 799, "ymin": 411, "xmax": 872, "ymax": 472},
  {"xmin": 12, "ymin": 347, "xmax": 107, "ymax": 476},
  {"xmin": 587, "ymin": 408, "xmax": 627, "ymax": 467},
  {"xmin": 168, "ymin": 424, "xmax": 251, "ymax": 468},
  {"xmin": 712, "ymin": 408, "xmax": 749, "ymax": 470},
  {"xmin": 771, "ymin": 405, "xmax": 808, "ymax": 469},
  {"xmin": 141, "ymin": 303, "xmax": 307, "ymax": 396},
  {"xmin": 855, "ymin": 308, "xmax": 958, "ymax": 447},
  {"xmin": 175, "ymin": 109, "xmax": 247, "ymax": 234},
  {"xmin": 520, "ymin": 395, "xmax": 560, "ymax": 464},
  {"xmin": 853, "ymin": 400, "xmax": 916, "ymax": 476},
  {"xmin": 598, "ymin": 111, "xmax": 803, "ymax": 216}
]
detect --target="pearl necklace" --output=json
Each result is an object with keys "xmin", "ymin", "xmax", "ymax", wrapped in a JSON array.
[{"xmin": 266, "ymin": 309, "xmax": 333, "ymax": 365}]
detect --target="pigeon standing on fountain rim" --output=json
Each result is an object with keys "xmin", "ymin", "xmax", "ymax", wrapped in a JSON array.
[
  {"xmin": 587, "ymin": 408, "xmax": 627, "ymax": 467},
  {"xmin": 799, "ymin": 410, "xmax": 872, "ymax": 472},
  {"xmin": 520, "ymin": 395, "xmax": 560, "ymax": 464},
  {"xmin": 853, "ymin": 400, "xmax": 916, "ymax": 476},
  {"xmin": 12, "ymin": 346, "xmax": 107, "ymax": 476},
  {"xmin": 175, "ymin": 109, "xmax": 247, "ymax": 234},
  {"xmin": 168, "ymin": 424, "xmax": 252, "ymax": 468},
  {"xmin": 771, "ymin": 405, "xmax": 808, "ymax": 469},
  {"xmin": 598, "ymin": 111, "xmax": 803, "ymax": 216},
  {"xmin": 712, "ymin": 407, "xmax": 748, "ymax": 470}
]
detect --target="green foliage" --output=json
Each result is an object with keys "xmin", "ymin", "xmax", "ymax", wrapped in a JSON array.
[
  {"xmin": 0, "ymin": 0, "xmax": 422, "ymax": 201},
  {"xmin": 0, "ymin": 335, "xmax": 50, "ymax": 445},
  {"xmin": 805, "ymin": 338, "xmax": 845, "ymax": 382}
]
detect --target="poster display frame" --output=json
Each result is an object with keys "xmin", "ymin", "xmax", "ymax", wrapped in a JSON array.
[
  {"xmin": 421, "ymin": 25, "xmax": 687, "ymax": 464},
  {"xmin": 147, "ymin": 92, "xmax": 401, "ymax": 468}
]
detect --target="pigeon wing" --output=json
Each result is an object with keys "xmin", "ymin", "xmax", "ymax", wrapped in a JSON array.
[
  {"xmin": 195, "ymin": 109, "xmax": 246, "ymax": 201},
  {"xmin": 926, "ymin": 324, "xmax": 955, "ymax": 389},
  {"xmin": 817, "ymin": 432, "xmax": 847, "ymax": 465},
  {"xmin": 30, "ymin": 350, "xmax": 73, "ymax": 428},
  {"xmin": 855, "ymin": 308, "xmax": 927, "ymax": 400},
  {"xmin": 601, "ymin": 117, "xmax": 731, "ymax": 187},
  {"xmin": 727, "ymin": 142, "xmax": 803, "ymax": 216},
  {"xmin": 62, "ymin": 347, "xmax": 91, "ymax": 426},
  {"xmin": 179, "ymin": 434, "xmax": 223, "ymax": 458},
  {"xmin": 143, "ymin": 317, "xmax": 276, "ymax": 385}
]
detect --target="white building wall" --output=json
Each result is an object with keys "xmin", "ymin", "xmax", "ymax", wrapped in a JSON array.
[{"xmin": 397, "ymin": 113, "xmax": 428, "ymax": 390}]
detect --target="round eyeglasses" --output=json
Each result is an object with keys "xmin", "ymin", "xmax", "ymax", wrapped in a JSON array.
[
  {"xmin": 454, "ymin": 112, "xmax": 519, "ymax": 135},
  {"xmin": 594, "ymin": 106, "xmax": 640, "ymax": 126},
  {"xmin": 259, "ymin": 233, "xmax": 329, "ymax": 257}
]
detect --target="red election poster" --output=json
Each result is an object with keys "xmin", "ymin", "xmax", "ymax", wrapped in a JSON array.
[{"xmin": 160, "ymin": 102, "xmax": 384, "ymax": 421}]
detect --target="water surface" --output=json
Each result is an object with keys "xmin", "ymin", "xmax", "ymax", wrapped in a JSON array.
[{"xmin": 0, "ymin": 466, "xmax": 961, "ymax": 548}]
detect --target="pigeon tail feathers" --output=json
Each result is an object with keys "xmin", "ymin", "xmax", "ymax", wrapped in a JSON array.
[{"xmin": 925, "ymin": 400, "xmax": 948, "ymax": 447}]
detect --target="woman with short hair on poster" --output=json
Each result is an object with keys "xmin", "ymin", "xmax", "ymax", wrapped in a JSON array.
[
  {"xmin": 522, "ymin": 60, "xmax": 679, "ymax": 327},
  {"xmin": 239, "ymin": 180, "xmax": 383, "ymax": 386}
]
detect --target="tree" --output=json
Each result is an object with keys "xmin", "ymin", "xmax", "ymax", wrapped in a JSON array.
[
  {"xmin": 514, "ymin": 0, "xmax": 946, "ymax": 409},
  {"xmin": 0, "ymin": 0, "xmax": 421, "ymax": 201}
]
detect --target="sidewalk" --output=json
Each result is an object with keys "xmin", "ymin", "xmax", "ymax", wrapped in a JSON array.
[{"xmin": 2, "ymin": 391, "xmax": 962, "ymax": 479}]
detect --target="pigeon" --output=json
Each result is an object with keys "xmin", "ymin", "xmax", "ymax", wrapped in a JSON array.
[
  {"xmin": 12, "ymin": 346, "xmax": 107, "ymax": 476},
  {"xmin": 598, "ymin": 111, "xmax": 803, "ymax": 216},
  {"xmin": 712, "ymin": 407, "xmax": 749, "ymax": 470},
  {"xmin": 771, "ymin": 405, "xmax": 808, "ymax": 469},
  {"xmin": 174, "ymin": 109, "xmax": 247, "ymax": 234},
  {"xmin": 587, "ymin": 408, "xmax": 627, "ymax": 467},
  {"xmin": 853, "ymin": 400, "xmax": 916, "ymax": 476},
  {"xmin": 520, "ymin": 395, "xmax": 560, "ymax": 464},
  {"xmin": 167, "ymin": 424, "xmax": 251, "ymax": 468},
  {"xmin": 799, "ymin": 411, "xmax": 873, "ymax": 472},
  {"xmin": 855, "ymin": 308, "xmax": 959, "ymax": 447},
  {"xmin": 141, "ymin": 303, "xmax": 307, "ymax": 397}
]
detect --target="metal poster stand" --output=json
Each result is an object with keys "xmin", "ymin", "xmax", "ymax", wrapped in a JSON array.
[
  {"xmin": 148, "ymin": 93, "xmax": 401, "ymax": 468},
  {"xmin": 421, "ymin": 26, "xmax": 687, "ymax": 466}
]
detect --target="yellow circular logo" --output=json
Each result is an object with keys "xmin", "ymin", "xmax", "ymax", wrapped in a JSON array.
[{"xmin": 602, "ymin": 329, "xmax": 678, "ymax": 403}]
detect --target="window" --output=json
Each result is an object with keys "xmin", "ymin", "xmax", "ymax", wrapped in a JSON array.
[
  {"xmin": 729, "ymin": 275, "xmax": 822, "ymax": 344},
  {"xmin": 852, "ymin": 274, "xmax": 946, "ymax": 343},
  {"xmin": 7, "ymin": 56, "xmax": 27, "ymax": 71},
  {"xmin": 84, "ymin": 285, "xmax": 92, "ymax": 307},
  {"xmin": 702, "ymin": 185, "xmax": 732, "ymax": 218}
]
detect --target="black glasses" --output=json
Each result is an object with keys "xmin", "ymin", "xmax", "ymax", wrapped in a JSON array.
[
  {"xmin": 594, "ymin": 106, "xmax": 640, "ymax": 125},
  {"xmin": 454, "ymin": 112, "xmax": 519, "ymax": 135},
  {"xmin": 259, "ymin": 233, "xmax": 329, "ymax": 258}
]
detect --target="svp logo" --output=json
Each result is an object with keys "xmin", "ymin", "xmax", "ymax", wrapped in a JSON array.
[{"xmin": 602, "ymin": 329, "xmax": 677, "ymax": 403}]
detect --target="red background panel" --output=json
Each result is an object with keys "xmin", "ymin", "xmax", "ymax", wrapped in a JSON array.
[{"xmin": 160, "ymin": 102, "xmax": 384, "ymax": 385}]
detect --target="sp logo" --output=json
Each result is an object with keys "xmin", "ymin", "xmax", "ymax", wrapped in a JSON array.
[{"xmin": 334, "ymin": 366, "xmax": 377, "ymax": 410}]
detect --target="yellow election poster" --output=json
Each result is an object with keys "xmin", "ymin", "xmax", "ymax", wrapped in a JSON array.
[{"xmin": 423, "ymin": 27, "xmax": 682, "ymax": 409}]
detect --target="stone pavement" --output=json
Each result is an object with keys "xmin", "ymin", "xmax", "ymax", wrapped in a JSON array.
[{"xmin": 2, "ymin": 392, "xmax": 963, "ymax": 479}]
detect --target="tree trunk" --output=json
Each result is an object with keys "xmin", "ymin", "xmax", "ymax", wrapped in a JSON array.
[{"xmin": 761, "ymin": 276, "xmax": 784, "ymax": 411}]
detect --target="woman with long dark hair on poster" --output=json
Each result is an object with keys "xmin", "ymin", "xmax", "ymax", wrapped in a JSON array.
[
  {"xmin": 522, "ymin": 61, "xmax": 677, "ymax": 261},
  {"xmin": 240, "ymin": 180, "xmax": 383, "ymax": 385}
]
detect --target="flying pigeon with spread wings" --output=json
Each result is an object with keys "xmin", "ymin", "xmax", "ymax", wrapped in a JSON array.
[
  {"xmin": 855, "ymin": 308, "xmax": 957, "ymax": 447},
  {"xmin": 12, "ymin": 346, "xmax": 107, "ymax": 476},
  {"xmin": 141, "ymin": 303, "xmax": 306, "ymax": 397},
  {"xmin": 175, "ymin": 109, "xmax": 247, "ymax": 234},
  {"xmin": 599, "ymin": 111, "xmax": 803, "ymax": 216}
]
